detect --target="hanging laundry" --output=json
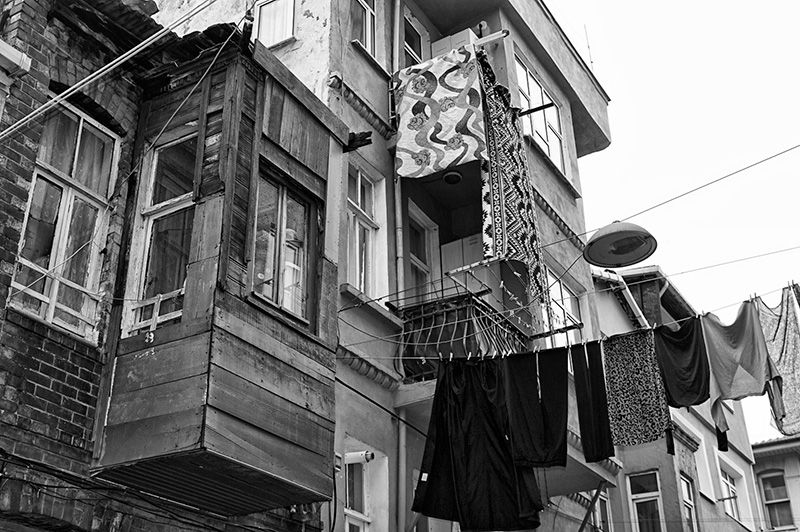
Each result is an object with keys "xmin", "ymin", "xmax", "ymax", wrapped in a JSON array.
[
  {"xmin": 757, "ymin": 288, "xmax": 797, "ymax": 434},
  {"xmin": 603, "ymin": 329, "xmax": 670, "ymax": 446},
  {"xmin": 393, "ymin": 46, "xmax": 487, "ymax": 178},
  {"xmin": 475, "ymin": 51, "xmax": 550, "ymax": 330},
  {"xmin": 704, "ymin": 300, "xmax": 783, "ymax": 446},
  {"xmin": 412, "ymin": 359, "xmax": 542, "ymax": 530},
  {"xmin": 504, "ymin": 348, "xmax": 568, "ymax": 468},
  {"xmin": 653, "ymin": 317, "xmax": 710, "ymax": 407},
  {"xmin": 571, "ymin": 341, "xmax": 615, "ymax": 462}
]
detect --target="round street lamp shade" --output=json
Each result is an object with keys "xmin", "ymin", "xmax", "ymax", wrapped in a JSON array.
[{"xmin": 582, "ymin": 221, "xmax": 658, "ymax": 268}]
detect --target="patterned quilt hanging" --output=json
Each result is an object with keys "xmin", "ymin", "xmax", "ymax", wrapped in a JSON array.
[
  {"xmin": 393, "ymin": 46, "xmax": 487, "ymax": 178},
  {"xmin": 475, "ymin": 51, "xmax": 550, "ymax": 328}
]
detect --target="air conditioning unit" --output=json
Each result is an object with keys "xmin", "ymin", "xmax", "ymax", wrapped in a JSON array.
[{"xmin": 431, "ymin": 28, "xmax": 479, "ymax": 58}]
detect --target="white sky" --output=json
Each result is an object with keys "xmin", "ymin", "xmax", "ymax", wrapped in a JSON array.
[{"xmin": 546, "ymin": 0, "xmax": 800, "ymax": 444}]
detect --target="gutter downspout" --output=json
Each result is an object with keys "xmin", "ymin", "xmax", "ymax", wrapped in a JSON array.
[
  {"xmin": 392, "ymin": 4, "xmax": 406, "ymax": 532},
  {"xmin": 595, "ymin": 269, "xmax": 649, "ymax": 328}
]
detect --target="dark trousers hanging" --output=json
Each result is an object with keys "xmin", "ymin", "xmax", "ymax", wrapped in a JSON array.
[{"xmin": 571, "ymin": 342, "xmax": 615, "ymax": 462}]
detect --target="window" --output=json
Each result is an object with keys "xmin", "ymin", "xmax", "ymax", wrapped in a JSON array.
[
  {"xmin": 545, "ymin": 270, "xmax": 582, "ymax": 348},
  {"xmin": 347, "ymin": 165, "xmax": 376, "ymax": 295},
  {"xmin": 255, "ymin": 0, "xmax": 294, "ymax": 47},
  {"xmin": 403, "ymin": 7, "xmax": 429, "ymax": 68},
  {"xmin": 407, "ymin": 201, "xmax": 439, "ymax": 305},
  {"xmin": 252, "ymin": 171, "xmax": 316, "ymax": 320},
  {"xmin": 346, "ymin": 462, "xmax": 370, "ymax": 532},
  {"xmin": 350, "ymin": 0, "xmax": 375, "ymax": 55},
  {"xmin": 591, "ymin": 490, "xmax": 612, "ymax": 532},
  {"xmin": 628, "ymin": 472, "xmax": 665, "ymax": 532},
  {"xmin": 10, "ymin": 101, "xmax": 119, "ymax": 341},
  {"xmin": 681, "ymin": 475, "xmax": 698, "ymax": 532},
  {"xmin": 721, "ymin": 468, "xmax": 740, "ymax": 520},
  {"xmin": 124, "ymin": 135, "xmax": 197, "ymax": 337},
  {"xmin": 761, "ymin": 472, "xmax": 793, "ymax": 529},
  {"xmin": 515, "ymin": 55, "xmax": 565, "ymax": 172}
]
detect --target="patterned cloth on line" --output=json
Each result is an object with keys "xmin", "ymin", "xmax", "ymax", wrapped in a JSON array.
[
  {"xmin": 756, "ymin": 289, "xmax": 797, "ymax": 434},
  {"xmin": 475, "ymin": 51, "xmax": 549, "ymax": 326},
  {"xmin": 603, "ymin": 329, "xmax": 670, "ymax": 446},
  {"xmin": 393, "ymin": 46, "xmax": 486, "ymax": 178}
]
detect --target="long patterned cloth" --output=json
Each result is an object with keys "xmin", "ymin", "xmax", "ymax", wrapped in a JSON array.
[
  {"xmin": 476, "ymin": 52, "xmax": 549, "ymax": 325},
  {"xmin": 393, "ymin": 46, "xmax": 486, "ymax": 178},
  {"xmin": 757, "ymin": 289, "xmax": 797, "ymax": 434},
  {"xmin": 603, "ymin": 329, "xmax": 670, "ymax": 446}
]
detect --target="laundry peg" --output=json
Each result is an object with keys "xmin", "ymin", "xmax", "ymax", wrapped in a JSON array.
[{"xmin": 449, "ymin": 352, "xmax": 453, "ymax": 362}]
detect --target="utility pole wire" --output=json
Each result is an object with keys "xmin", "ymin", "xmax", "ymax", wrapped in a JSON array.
[{"xmin": 0, "ymin": 0, "xmax": 221, "ymax": 142}]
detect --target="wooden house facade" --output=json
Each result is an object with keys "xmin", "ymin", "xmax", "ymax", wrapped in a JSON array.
[{"xmin": 93, "ymin": 40, "xmax": 347, "ymax": 515}]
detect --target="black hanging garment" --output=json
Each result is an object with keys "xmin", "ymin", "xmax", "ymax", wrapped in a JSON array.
[
  {"xmin": 504, "ymin": 348, "xmax": 568, "ymax": 467},
  {"xmin": 571, "ymin": 341, "xmax": 615, "ymax": 462},
  {"xmin": 653, "ymin": 317, "xmax": 710, "ymax": 408},
  {"xmin": 412, "ymin": 359, "xmax": 542, "ymax": 530}
]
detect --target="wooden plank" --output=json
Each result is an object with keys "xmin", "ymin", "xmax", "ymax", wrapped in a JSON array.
[
  {"xmin": 107, "ymin": 374, "xmax": 207, "ymax": 426},
  {"xmin": 204, "ymin": 406, "xmax": 333, "ymax": 495},
  {"xmin": 252, "ymin": 41, "xmax": 348, "ymax": 145},
  {"xmin": 213, "ymin": 308, "xmax": 335, "ymax": 382},
  {"xmin": 113, "ymin": 332, "xmax": 210, "ymax": 393},
  {"xmin": 192, "ymin": 74, "xmax": 211, "ymax": 200},
  {"xmin": 265, "ymin": 80, "xmax": 285, "ymax": 143},
  {"xmin": 118, "ymin": 317, "xmax": 212, "ymax": 355},
  {"xmin": 307, "ymin": 120, "xmax": 330, "ymax": 179},
  {"xmin": 211, "ymin": 328, "xmax": 334, "ymax": 420},
  {"xmin": 258, "ymin": 137, "xmax": 326, "ymax": 200},
  {"xmin": 98, "ymin": 407, "xmax": 204, "ymax": 467},
  {"xmin": 208, "ymin": 365, "xmax": 333, "ymax": 455}
]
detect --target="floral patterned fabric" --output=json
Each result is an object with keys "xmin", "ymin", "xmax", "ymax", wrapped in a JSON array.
[
  {"xmin": 603, "ymin": 329, "xmax": 670, "ymax": 446},
  {"xmin": 393, "ymin": 46, "xmax": 486, "ymax": 178},
  {"xmin": 757, "ymin": 289, "xmax": 796, "ymax": 434}
]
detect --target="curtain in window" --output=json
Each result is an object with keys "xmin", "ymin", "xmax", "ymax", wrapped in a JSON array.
[
  {"xmin": 258, "ymin": 0, "xmax": 293, "ymax": 47},
  {"xmin": 392, "ymin": 45, "xmax": 486, "ymax": 178}
]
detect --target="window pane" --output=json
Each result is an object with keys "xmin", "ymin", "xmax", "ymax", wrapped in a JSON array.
[
  {"xmin": 683, "ymin": 504, "xmax": 695, "ymax": 532},
  {"xmin": 257, "ymin": 0, "xmax": 294, "ymax": 46},
  {"xmin": 283, "ymin": 193, "xmax": 308, "ymax": 316},
  {"xmin": 545, "ymin": 98, "xmax": 561, "ymax": 134},
  {"xmin": 347, "ymin": 464, "xmax": 364, "ymax": 513},
  {"xmin": 350, "ymin": 0, "xmax": 366, "ymax": 44},
  {"xmin": 55, "ymin": 284, "xmax": 96, "ymax": 333},
  {"xmin": 12, "ymin": 264, "xmax": 49, "ymax": 315},
  {"xmin": 254, "ymin": 180, "xmax": 279, "ymax": 301},
  {"xmin": 763, "ymin": 475, "xmax": 788, "ymax": 501},
  {"xmin": 75, "ymin": 122, "xmax": 114, "ymax": 196},
  {"xmin": 630, "ymin": 473, "xmax": 659, "ymax": 495},
  {"xmin": 360, "ymin": 178, "xmax": 373, "ymax": 217},
  {"xmin": 39, "ymin": 108, "xmax": 78, "ymax": 175},
  {"xmin": 404, "ymin": 18, "xmax": 422, "ymax": 57},
  {"xmin": 768, "ymin": 501, "xmax": 793, "ymax": 528},
  {"xmin": 408, "ymin": 219, "xmax": 426, "ymax": 262},
  {"xmin": 21, "ymin": 178, "xmax": 63, "ymax": 268},
  {"xmin": 143, "ymin": 207, "xmax": 194, "ymax": 299},
  {"xmin": 635, "ymin": 500, "xmax": 661, "ymax": 532},
  {"xmin": 348, "ymin": 165, "xmax": 359, "ymax": 204},
  {"xmin": 152, "ymin": 137, "xmax": 197, "ymax": 204},
  {"xmin": 62, "ymin": 197, "xmax": 98, "ymax": 288},
  {"xmin": 549, "ymin": 130, "xmax": 564, "ymax": 171},
  {"xmin": 357, "ymin": 223, "xmax": 369, "ymax": 292}
]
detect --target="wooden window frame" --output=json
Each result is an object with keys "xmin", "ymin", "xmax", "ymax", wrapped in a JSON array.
[
  {"xmin": 350, "ymin": 0, "xmax": 376, "ymax": 55},
  {"xmin": 627, "ymin": 471, "xmax": 666, "ymax": 532},
  {"xmin": 761, "ymin": 471, "xmax": 794, "ymax": 529},
  {"xmin": 9, "ymin": 98, "xmax": 120, "ymax": 343},
  {"xmin": 347, "ymin": 165, "xmax": 377, "ymax": 296},
  {"xmin": 254, "ymin": 0, "xmax": 295, "ymax": 48},
  {"xmin": 248, "ymin": 165, "xmax": 319, "ymax": 324}
]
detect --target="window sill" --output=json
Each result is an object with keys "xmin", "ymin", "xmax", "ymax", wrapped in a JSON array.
[
  {"xmin": 350, "ymin": 39, "xmax": 391, "ymax": 80},
  {"xmin": 340, "ymin": 283, "xmax": 404, "ymax": 329},
  {"xmin": 523, "ymin": 134, "xmax": 581, "ymax": 199},
  {"xmin": 253, "ymin": 35, "xmax": 297, "ymax": 52}
]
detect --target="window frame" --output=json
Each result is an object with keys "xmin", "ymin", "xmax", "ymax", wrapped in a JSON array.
[
  {"xmin": 347, "ymin": 165, "xmax": 378, "ymax": 296},
  {"xmin": 402, "ymin": 6, "xmax": 429, "ymax": 68},
  {"xmin": 248, "ymin": 166, "xmax": 319, "ymax": 324},
  {"xmin": 760, "ymin": 471, "xmax": 794, "ymax": 530},
  {"xmin": 514, "ymin": 54, "xmax": 566, "ymax": 173},
  {"xmin": 9, "ymin": 98, "xmax": 120, "ymax": 343},
  {"xmin": 121, "ymin": 132, "xmax": 199, "ymax": 338},
  {"xmin": 545, "ymin": 269, "xmax": 582, "ymax": 349},
  {"xmin": 406, "ymin": 201, "xmax": 440, "ymax": 305},
  {"xmin": 627, "ymin": 471, "xmax": 666, "ymax": 532},
  {"xmin": 345, "ymin": 462, "xmax": 372, "ymax": 532},
  {"xmin": 720, "ymin": 468, "xmax": 741, "ymax": 520},
  {"xmin": 591, "ymin": 489, "xmax": 612, "ymax": 532},
  {"xmin": 350, "ymin": 0, "xmax": 376, "ymax": 56},
  {"xmin": 681, "ymin": 474, "xmax": 698, "ymax": 532},
  {"xmin": 253, "ymin": 0, "xmax": 295, "ymax": 48}
]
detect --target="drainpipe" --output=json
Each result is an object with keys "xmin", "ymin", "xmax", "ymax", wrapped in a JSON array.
[
  {"xmin": 594, "ymin": 269, "xmax": 650, "ymax": 328},
  {"xmin": 392, "ymin": 4, "xmax": 407, "ymax": 532}
]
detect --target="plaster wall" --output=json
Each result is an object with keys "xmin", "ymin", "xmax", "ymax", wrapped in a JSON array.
[
  {"xmin": 754, "ymin": 451, "xmax": 800, "ymax": 530},
  {"xmin": 153, "ymin": 0, "xmax": 333, "ymax": 100},
  {"xmin": 592, "ymin": 281, "xmax": 638, "ymax": 336}
]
